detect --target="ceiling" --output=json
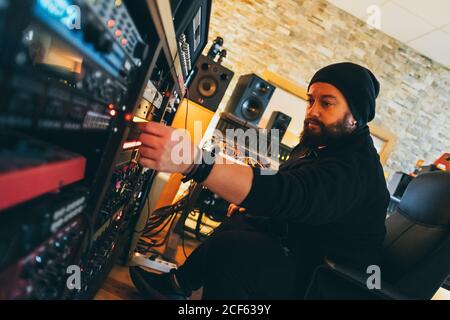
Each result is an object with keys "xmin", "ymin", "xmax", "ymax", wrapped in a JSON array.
[{"xmin": 326, "ymin": 0, "xmax": 450, "ymax": 68}]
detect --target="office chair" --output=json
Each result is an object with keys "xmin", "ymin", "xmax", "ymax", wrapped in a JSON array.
[{"xmin": 305, "ymin": 171, "xmax": 450, "ymax": 300}]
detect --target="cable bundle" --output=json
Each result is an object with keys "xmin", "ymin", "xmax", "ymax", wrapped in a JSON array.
[{"xmin": 134, "ymin": 188, "xmax": 191, "ymax": 255}]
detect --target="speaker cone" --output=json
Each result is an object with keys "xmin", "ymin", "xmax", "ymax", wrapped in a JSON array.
[
  {"xmin": 198, "ymin": 76, "xmax": 218, "ymax": 98},
  {"xmin": 255, "ymin": 82, "xmax": 269, "ymax": 95},
  {"xmin": 241, "ymin": 98, "xmax": 263, "ymax": 121}
]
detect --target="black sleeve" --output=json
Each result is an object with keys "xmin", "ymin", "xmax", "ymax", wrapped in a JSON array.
[{"xmin": 240, "ymin": 157, "xmax": 366, "ymax": 225}]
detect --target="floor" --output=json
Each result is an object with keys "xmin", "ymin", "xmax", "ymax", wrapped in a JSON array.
[
  {"xmin": 94, "ymin": 265, "xmax": 142, "ymax": 300},
  {"xmin": 95, "ymin": 267, "xmax": 450, "ymax": 301},
  {"xmin": 95, "ymin": 246, "xmax": 450, "ymax": 300},
  {"xmin": 94, "ymin": 213, "xmax": 450, "ymax": 301},
  {"xmin": 94, "ymin": 225, "xmax": 203, "ymax": 300}
]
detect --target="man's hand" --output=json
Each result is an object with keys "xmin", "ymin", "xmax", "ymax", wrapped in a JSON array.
[
  {"xmin": 227, "ymin": 203, "xmax": 246, "ymax": 217},
  {"xmin": 138, "ymin": 122, "xmax": 196, "ymax": 174},
  {"xmin": 137, "ymin": 122, "xmax": 254, "ymax": 207}
]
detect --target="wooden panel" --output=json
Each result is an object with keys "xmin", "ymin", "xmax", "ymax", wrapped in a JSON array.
[
  {"xmin": 95, "ymin": 288, "xmax": 123, "ymax": 300},
  {"xmin": 155, "ymin": 99, "xmax": 216, "ymax": 210},
  {"xmin": 369, "ymin": 123, "xmax": 397, "ymax": 165},
  {"xmin": 171, "ymin": 99, "xmax": 215, "ymax": 145},
  {"xmin": 153, "ymin": 173, "xmax": 184, "ymax": 210},
  {"xmin": 262, "ymin": 70, "xmax": 309, "ymax": 100}
]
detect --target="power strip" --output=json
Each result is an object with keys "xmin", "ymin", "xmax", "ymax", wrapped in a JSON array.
[{"xmin": 131, "ymin": 253, "xmax": 178, "ymax": 273}]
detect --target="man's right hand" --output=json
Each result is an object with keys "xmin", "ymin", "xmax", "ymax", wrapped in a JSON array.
[{"xmin": 227, "ymin": 203, "xmax": 247, "ymax": 218}]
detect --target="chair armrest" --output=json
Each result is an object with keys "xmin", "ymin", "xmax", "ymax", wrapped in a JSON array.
[{"xmin": 305, "ymin": 258, "xmax": 411, "ymax": 300}]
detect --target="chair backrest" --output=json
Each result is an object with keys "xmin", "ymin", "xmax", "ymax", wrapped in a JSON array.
[{"xmin": 382, "ymin": 171, "xmax": 450, "ymax": 299}]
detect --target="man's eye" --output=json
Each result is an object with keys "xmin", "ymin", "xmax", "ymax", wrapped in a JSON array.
[
  {"xmin": 322, "ymin": 101, "xmax": 333, "ymax": 107},
  {"xmin": 307, "ymin": 99, "xmax": 314, "ymax": 106}
]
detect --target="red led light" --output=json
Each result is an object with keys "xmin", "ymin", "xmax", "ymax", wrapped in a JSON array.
[
  {"xmin": 107, "ymin": 19, "xmax": 115, "ymax": 28},
  {"xmin": 109, "ymin": 109, "xmax": 117, "ymax": 117},
  {"xmin": 122, "ymin": 141, "xmax": 142, "ymax": 149},
  {"xmin": 125, "ymin": 113, "xmax": 132, "ymax": 121},
  {"xmin": 108, "ymin": 104, "xmax": 115, "ymax": 110},
  {"xmin": 121, "ymin": 38, "xmax": 128, "ymax": 46},
  {"xmin": 115, "ymin": 29, "xmax": 122, "ymax": 37}
]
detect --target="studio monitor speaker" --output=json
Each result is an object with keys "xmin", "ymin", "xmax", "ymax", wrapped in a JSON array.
[
  {"xmin": 225, "ymin": 74, "xmax": 275, "ymax": 125},
  {"xmin": 187, "ymin": 55, "xmax": 234, "ymax": 112}
]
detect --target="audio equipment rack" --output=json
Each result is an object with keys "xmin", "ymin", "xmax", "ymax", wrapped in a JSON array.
[{"xmin": 0, "ymin": 0, "xmax": 201, "ymax": 300}]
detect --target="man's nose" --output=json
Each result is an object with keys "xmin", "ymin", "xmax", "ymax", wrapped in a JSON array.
[{"xmin": 307, "ymin": 101, "xmax": 321, "ymax": 118}]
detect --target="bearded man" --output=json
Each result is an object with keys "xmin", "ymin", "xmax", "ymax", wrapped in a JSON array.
[{"xmin": 130, "ymin": 62, "xmax": 390, "ymax": 300}]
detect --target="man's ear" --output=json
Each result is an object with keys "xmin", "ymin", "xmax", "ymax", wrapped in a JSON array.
[
  {"xmin": 345, "ymin": 112, "xmax": 358, "ymax": 132},
  {"xmin": 347, "ymin": 117, "xmax": 358, "ymax": 127},
  {"xmin": 347, "ymin": 113, "xmax": 357, "ymax": 127}
]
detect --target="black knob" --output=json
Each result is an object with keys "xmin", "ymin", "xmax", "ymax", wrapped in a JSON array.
[
  {"xmin": 53, "ymin": 240, "xmax": 63, "ymax": 251},
  {"xmin": 61, "ymin": 235, "xmax": 69, "ymax": 244},
  {"xmin": 201, "ymin": 63, "xmax": 210, "ymax": 71},
  {"xmin": 119, "ymin": 68, "xmax": 128, "ymax": 79},
  {"xmin": 220, "ymin": 73, "xmax": 229, "ymax": 81},
  {"xmin": 133, "ymin": 42, "xmax": 147, "ymax": 60},
  {"xmin": 97, "ymin": 33, "xmax": 114, "ymax": 54},
  {"xmin": 34, "ymin": 254, "xmax": 46, "ymax": 268},
  {"xmin": 84, "ymin": 14, "xmax": 113, "ymax": 53}
]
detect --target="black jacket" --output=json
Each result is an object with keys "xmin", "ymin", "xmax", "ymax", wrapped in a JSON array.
[{"xmin": 241, "ymin": 125, "xmax": 390, "ymax": 296}]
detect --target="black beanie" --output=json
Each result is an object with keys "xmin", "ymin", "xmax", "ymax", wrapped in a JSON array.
[{"xmin": 308, "ymin": 62, "xmax": 380, "ymax": 126}]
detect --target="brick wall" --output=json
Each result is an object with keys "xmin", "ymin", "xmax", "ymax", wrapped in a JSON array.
[{"xmin": 204, "ymin": 0, "xmax": 450, "ymax": 177}]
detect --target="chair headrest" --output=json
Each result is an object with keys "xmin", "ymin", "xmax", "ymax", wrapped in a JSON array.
[{"xmin": 399, "ymin": 171, "xmax": 450, "ymax": 227}]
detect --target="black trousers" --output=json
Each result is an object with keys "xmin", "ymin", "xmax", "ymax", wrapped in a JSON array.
[{"xmin": 176, "ymin": 215, "xmax": 297, "ymax": 299}]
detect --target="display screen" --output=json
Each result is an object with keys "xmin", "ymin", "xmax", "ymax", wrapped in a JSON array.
[{"xmin": 23, "ymin": 23, "xmax": 84, "ymax": 83}]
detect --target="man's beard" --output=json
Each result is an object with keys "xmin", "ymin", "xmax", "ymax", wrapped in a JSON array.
[{"xmin": 299, "ymin": 113, "xmax": 355, "ymax": 148}]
